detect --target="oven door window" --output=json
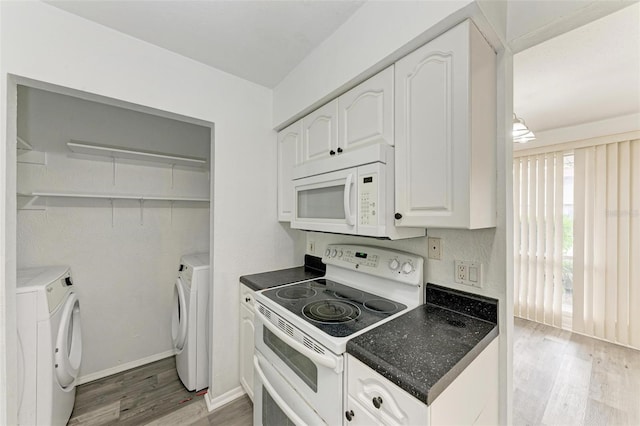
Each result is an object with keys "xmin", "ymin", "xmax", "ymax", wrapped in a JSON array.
[
  {"xmin": 297, "ymin": 185, "xmax": 345, "ymax": 219},
  {"xmin": 262, "ymin": 387, "xmax": 295, "ymax": 426},
  {"xmin": 263, "ymin": 328, "xmax": 318, "ymax": 392}
]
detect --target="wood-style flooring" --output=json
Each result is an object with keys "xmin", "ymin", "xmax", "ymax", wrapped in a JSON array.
[
  {"xmin": 513, "ymin": 317, "xmax": 640, "ymax": 426},
  {"xmin": 68, "ymin": 356, "xmax": 252, "ymax": 426},
  {"xmin": 70, "ymin": 321, "xmax": 639, "ymax": 426}
]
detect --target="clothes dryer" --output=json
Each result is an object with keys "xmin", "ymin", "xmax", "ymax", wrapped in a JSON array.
[
  {"xmin": 16, "ymin": 266, "xmax": 82, "ymax": 426},
  {"xmin": 172, "ymin": 253, "xmax": 210, "ymax": 391}
]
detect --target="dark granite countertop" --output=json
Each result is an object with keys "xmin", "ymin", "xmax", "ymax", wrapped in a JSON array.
[
  {"xmin": 239, "ymin": 255, "xmax": 325, "ymax": 291},
  {"xmin": 346, "ymin": 284, "xmax": 498, "ymax": 406}
]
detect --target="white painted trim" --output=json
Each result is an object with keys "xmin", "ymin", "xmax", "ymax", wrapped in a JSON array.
[
  {"xmin": 204, "ymin": 386, "xmax": 245, "ymax": 412},
  {"xmin": 513, "ymin": 113, "xmax": 640, "ymax": 155},
  {"xmin": 514, "ymin": 130, "xmax": 640, "ymax": 158},
  {"xmin": 76, "ymin": 349, "xmax": 176, "ymax": 385}
]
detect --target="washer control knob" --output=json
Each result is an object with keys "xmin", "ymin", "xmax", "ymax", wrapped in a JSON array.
[
  {"xmin": 401, "ymin": 262, "xmax": 414, "ymax": 274},
  {"xmin": 388, "ymin": 259, "xmax": 400, "ymax": 271},
  {"xmin": 330, "ymin": 249, "xmax": 338, "ymax": 258}
]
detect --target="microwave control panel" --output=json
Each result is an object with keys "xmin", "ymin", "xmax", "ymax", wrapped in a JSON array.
[{"xmin": 358, "ymin": 173, "xmax": 378, "ymax": 226}]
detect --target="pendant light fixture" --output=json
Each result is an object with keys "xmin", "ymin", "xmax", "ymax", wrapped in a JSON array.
[{"xmin": 513, "ymin": 113, "xmax": 536, "ymax": 144}]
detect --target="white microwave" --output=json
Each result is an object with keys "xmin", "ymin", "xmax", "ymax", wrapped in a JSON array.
[{"xmin": 291, "ymin": 145, "xmax": 424, "ymax": 240}]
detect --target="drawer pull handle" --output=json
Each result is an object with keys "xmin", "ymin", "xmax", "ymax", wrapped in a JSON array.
[
  {"xmin": 345, "ymin": 410, "xmax": 355, "ymax": 421},
  {"xmin": 373, "ymin": 396, "xmax": 383, "ymax": 409}
]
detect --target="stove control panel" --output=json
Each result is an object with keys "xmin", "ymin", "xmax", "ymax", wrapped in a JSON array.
[{"xmin": 323, "ymin": 244, "xmax": 424, "ymax": 286}]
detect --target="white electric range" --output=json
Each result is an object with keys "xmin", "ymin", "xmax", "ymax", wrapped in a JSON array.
[{"xmin": 253, "ymin": 244, "xmax": 424, "ymax": 426}]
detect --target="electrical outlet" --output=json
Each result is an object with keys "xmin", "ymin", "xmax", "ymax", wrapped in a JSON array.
[
  {"xmin": 454, "ymin": 260, "xmax": 482, "ymax": 288},
  {"xmin": 427, "ymin": 237, "xmax": 442, "ymax": 260},
  {"xmin": 307, "ymin": 240, "xmax": 315, "ymax": 254}
]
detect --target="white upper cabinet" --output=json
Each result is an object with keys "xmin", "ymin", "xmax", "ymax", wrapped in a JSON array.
[
  {"xmin": 277, "ymin": 120, "xmax": 302, "ymax": 222},
  {"xmin": 302, "ymin": 100, "xmax": 338, "ymax": 163},
  {"xmin": 338, "ymin": 66, "xmax": 394, "ymax": 151},
  {"xmin": 394, "ymin": 20, "xmax": 497, "ymax": 229},
  {"xmin": 300, "ymin": 66, "xmax": 394, "ymax": 166}
]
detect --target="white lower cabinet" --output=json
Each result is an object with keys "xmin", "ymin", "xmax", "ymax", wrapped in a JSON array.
[
  {"xmin": 346, "ymin": 395, "xmax": 385, "ymax": 426},
  {"xmin": 346, "ymin": 355, "xmax": 429, "ymax": 425},
  {"xmin": 239, "ymin": 284, "xmax": 256, "ymax": 401},
  {"xmin": 345, "ymin": 338, "xmax": 499, "ymax": 425}
]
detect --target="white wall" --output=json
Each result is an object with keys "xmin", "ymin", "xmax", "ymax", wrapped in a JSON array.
[
  {"xmin": 272, "ymin": 0, "xmax": 477, "ymax": 128},
  {"xmin": 0, "ymin": 2, "xmax": 304, "ymax": 423},
  {"xmin": 17, "ymin": 87, "xmax": 211, "ymax": 380},
  {"xmin": 275, "ymin": 2, "xmax": 512, "ymax": 424}
]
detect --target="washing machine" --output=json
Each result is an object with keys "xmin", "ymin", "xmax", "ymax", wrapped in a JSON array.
[
  {"xmin": 16, "ymin": 266, "xmax": 82, "ymax": 426},
  {"xmin": 172, "ymin": 253, "xmax": 210, "ymax": 391}
]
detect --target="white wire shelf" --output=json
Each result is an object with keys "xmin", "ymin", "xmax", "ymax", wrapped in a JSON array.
[
  {"xmin": 67, "ymin": 140, "xmax": 208, "ymax": 168},
  {"xmin": 18, "ymin": 192, "xmax": 210, "ymax": 202}
]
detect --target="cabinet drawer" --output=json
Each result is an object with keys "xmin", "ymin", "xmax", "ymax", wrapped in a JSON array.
[
  {"xmin": 240, "ymin": 284, "xmax": 255, "ymax": 310},
  {"xmin": 347, "ymin": 355, "xmax": 428, "ymax": 425}
]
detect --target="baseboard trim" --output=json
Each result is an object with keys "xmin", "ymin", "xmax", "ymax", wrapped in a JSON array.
[
  {"xmin": 204, "ymin": 386, "xmax": 246, "ymax": 412},
  {"xmin": 76, "ymin": 349, "xmax": 176, "ymax": 385}
]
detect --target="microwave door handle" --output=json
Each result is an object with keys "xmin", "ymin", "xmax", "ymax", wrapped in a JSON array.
[
  {"xmin": 344, "ymin": 173, "xmax": 355, "ymax": 226},
  {"xmin": 254, "ymin": 354, "xmax": 307, "ymax": 426}
]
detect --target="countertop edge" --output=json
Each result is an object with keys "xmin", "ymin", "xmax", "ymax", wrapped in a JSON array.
[
  {"xmin": 425, "ymin": 326, "xmax": 499, "ymax": 405},
  {"xmin": 347, "ymin": 326, "xmax": 499, "ymax": 406}
]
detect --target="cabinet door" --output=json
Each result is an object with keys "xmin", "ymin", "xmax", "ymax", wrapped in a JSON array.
[
  {"xmin": 239, "ymin": 302, "xmax": 255, "ymax": 401},
  {"xmin": 338, "ymin": 66, "xmax": 394, "ymax": 152},
  {"xmin": 394, "ymin": 20, "xmax": 496, "ymax": 229},
  {"xmin": 345, "ymin": 395, "xmax": 383, "ymax": 426},
  {"xmin": 302, "ymin": 100, "xmax": 338, "ymax": 164},
  {"xmin": 347, "ymin": 355, "xmax": 429, "ymax": 425},
  {"xmin": 277, "ymin": 120, "xmax": 302, "ymax": 222}
]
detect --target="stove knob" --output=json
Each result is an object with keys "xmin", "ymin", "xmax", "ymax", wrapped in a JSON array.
[
  {"xmin": 337, "ymin": 250, "xmax": 343, "ymax": 258},
  {"xmin": 330, "ymin": 249, "xmax": 338, "ymax": 258},
  {"xmin": 401, "ymin": 262, "xmax": 414, "ymax": 274},
  {"xmin": 388, "ymin": 259, "xmax": 400, "ymax": 271},
  {"xmin": 325, "ymin": 248, "xmax": 331, "ymax": 257}
]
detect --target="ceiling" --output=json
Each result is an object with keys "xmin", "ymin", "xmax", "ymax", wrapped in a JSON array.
[
  {"xmin": 514, "ymin": 2, "xmax": 640, "ymax": 135},
  {"xmin": 46, "ymin": 0, "xmax": 365, "ymax": 88},
  {"xmin": 46, "ymin": 0, "xmax": 639, "ymax": 136}
]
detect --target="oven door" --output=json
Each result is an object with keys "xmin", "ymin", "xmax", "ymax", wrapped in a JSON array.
[
  {"xmin": 253, "ymin": 351, "xmax": 326, "ymax": 426},
  {"xmin": 292, "ymin": 167, "xmax": 357, "ymax": 234},
  {"xmin": 255, "ymin": 305, "xmax": 343, "ymax": 426}
]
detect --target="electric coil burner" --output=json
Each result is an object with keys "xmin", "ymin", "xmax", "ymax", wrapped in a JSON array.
[{"xmin": 261, "ymin": 278, "xmax": 406, "ymax": 337}]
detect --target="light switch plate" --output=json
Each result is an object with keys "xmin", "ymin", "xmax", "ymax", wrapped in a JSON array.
[
  {"xmin": 427, "ymin": 237, "xmax": 442, "ymax": 260},
  {"xmin": 454, "ymin": 260, "xmax": 482, "ymax": 288},
  {"xmin": 307, "ymin": 240, "xmax": 316, "ymax": 254}
]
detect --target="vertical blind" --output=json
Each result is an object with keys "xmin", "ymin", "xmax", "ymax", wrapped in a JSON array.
[
  {"xmin": 513, "ymin": 152, "xmax": 565, "ymax": 327},
  {"xmin": 573, "ymin": 139, "xmax": 640, "ymax": 349}
]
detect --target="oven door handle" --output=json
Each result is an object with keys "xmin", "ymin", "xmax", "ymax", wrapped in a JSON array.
[
  {"xmin": 254, "ymin": 354, "xmax": 307, "ymax": 426},
  {"xmin": 256, "ymin": 307, "xmax": 341, "ymax": 372}
]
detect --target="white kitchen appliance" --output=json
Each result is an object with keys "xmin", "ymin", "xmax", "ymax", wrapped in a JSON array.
[
  {"xmin": 253, "ymin": 244, "xmax": 424, "ymax": 425},
  {"xmin": 172, "ymin": 253, "xmax": 210, "ymax": 392},
  {"xmin": 16, "ymin": 266, "xmax": 82, "ymax": 426},
  {"xmin": 291, "ymin": 144, "xmax": 425, "ymax": 239}
]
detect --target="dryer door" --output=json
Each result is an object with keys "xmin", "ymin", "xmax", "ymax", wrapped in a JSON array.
[
  {"xmin": 172, "ymin": 279, "xmax": 188, "ymax": 351},
  {"xmin": 55, "ymin": 293, "xmax": 82, "ymax": 389}
]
